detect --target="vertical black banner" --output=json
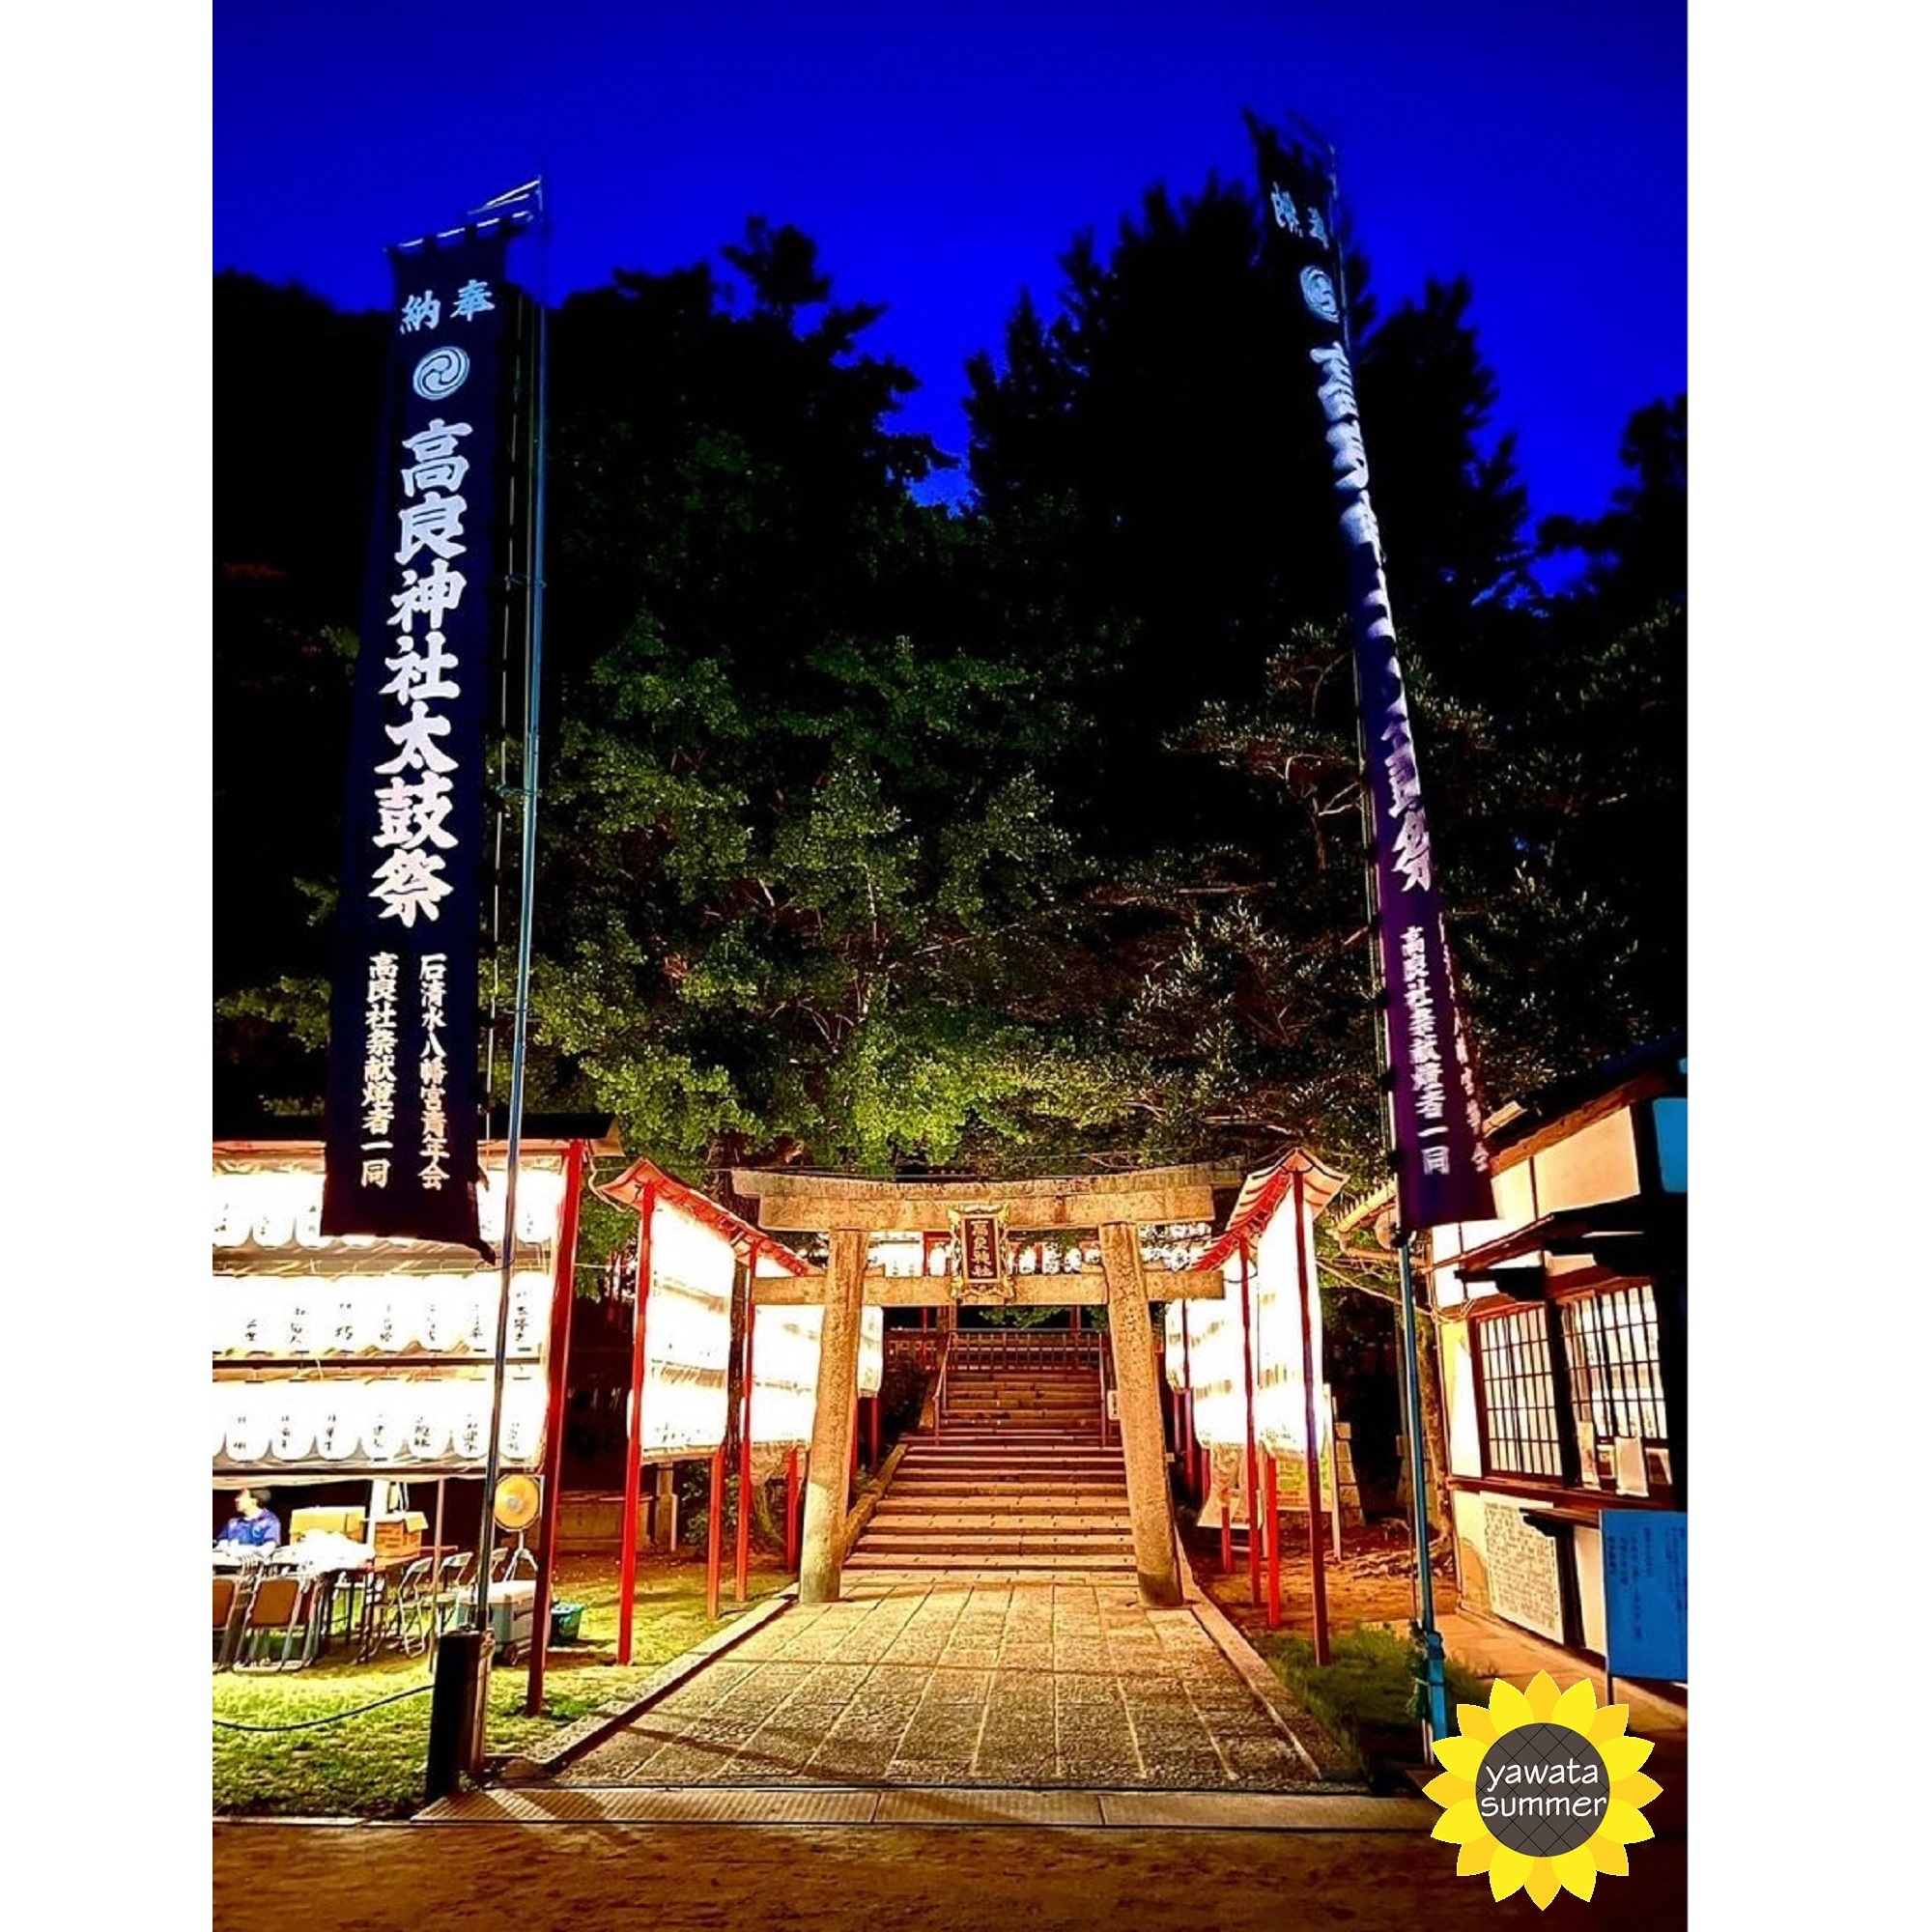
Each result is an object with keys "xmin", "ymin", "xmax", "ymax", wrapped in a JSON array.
[
  {"xmin": 1251, "ymin": 123, "xmax": 1494, "ymax": 1232},
  {"xmin": 322, "ymin": 226, "xmax": 516, "ymax": 1248}
]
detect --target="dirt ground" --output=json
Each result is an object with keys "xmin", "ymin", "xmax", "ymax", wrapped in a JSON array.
[
  {"xmin": 213, "ymin": 1817, "xmax": 1685, "ymax": 1932},
  {"xmin": 1188, "ymin": 1520, "xmax": 1457, "ymax": 1636}
]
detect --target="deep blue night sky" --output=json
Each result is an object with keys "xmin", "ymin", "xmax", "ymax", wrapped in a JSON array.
[{"xmin": 215, "ymin": 0, "xmax": 1685, "ymax": 530}]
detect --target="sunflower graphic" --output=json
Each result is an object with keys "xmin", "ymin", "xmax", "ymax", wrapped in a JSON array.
[{"xmin": 1424, "ymin": 1670, "xmax": 1662, "ymax": 1907}]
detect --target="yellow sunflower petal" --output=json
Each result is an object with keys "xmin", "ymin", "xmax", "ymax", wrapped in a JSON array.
[
  {"xmin": 1591, "ymin": 1837, "xmax": 1631, "ymax": 1876},
  {"xmin": 1612, "ymin": 1773, "xmax": 1662, "ymax": 1809},
  {"xmin": 1553, "ymin": 1847, "xmax": 1599, "ymax": 1901},
  {"xmin": 1432, "ymin": 1735, "xmax": 1488, "ymax": 1780},
  {"xmin": 1551, "ymin": 1679, "xmax": 1600, "ymax": 1733},
  {"xmin": 1598, "ymin": 1798, "xmax": 1656, "ymax": 1845},
  {"xmin": 1458, "ymin": 1704, "xmax": 1498, "ymax": 1745},
  {"xmin": 1599, "ymin": 1736, "xmax": 1654, "ymax": 1780},
  {"xmin": 1524, "ymin": 1861, "xmax": 1564, "ymax": 1909},
  {"xmin": 1423, "ymin": 1772, "xmax": 1473, "ymax": 1806},
  {"xmin": 1457, "ymin": 1838, "xmax": 1495, "ymax": 1877},
  {"xmin": 1433, "ymin": 1798, "xmax": 1490, "ymax": 1844},
  {"xmin": 1587, "ymin": 1704, "xmax": 1630, "ymax": 1745},
  {"xmin": 1489, "ymin": 1680, "xmax": 1536, "ymax": 1732},
  {"xmin": 1489, "ymin": 1846, "xmax": 1533, "ymax": 1901},
  {"xmin": 1523, "ymin": 1671, "xmax": 1562, "ymax": 1720}
]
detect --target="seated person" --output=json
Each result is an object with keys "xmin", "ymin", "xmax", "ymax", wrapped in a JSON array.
[{"xmin": 219, "ymin": 1486, "xmax": 283, "ymax": 1549}]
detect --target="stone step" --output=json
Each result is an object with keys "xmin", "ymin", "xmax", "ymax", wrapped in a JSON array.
[
  {"xmin": 842, "ymin": 1551, "xmax": 1131, "ymax": 1573},
  {"xmin": 857, "ymin": 1539, "xmax": 1136, "ymax": 1558}
]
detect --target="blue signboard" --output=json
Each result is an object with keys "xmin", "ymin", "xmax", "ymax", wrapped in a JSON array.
[{"xmin": 1602, "ymin": 1510, "xmax": 1688, "ymax": 1682}]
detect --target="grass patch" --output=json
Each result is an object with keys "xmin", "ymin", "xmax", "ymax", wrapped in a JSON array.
[
  {"xmin": 213, "ymin": 1557, "xmax": 792, "ymax": 1819},
  {"xmin": 1250, "ymin": 1624, "xmax": 1488, "ymax": 1771}
]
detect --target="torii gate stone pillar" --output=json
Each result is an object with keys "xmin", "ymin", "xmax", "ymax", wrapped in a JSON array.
[
  {"xmin": 799, "ymin": 1226, "xmax": 868, "ymax": 1604},
  {"xmin": 1097, "ymin": 1221, "xmax": 1184, "ymax": 1607}
]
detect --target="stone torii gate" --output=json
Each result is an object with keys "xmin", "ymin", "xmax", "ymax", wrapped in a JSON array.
[{"xmin": 730, "ymin": 1165, "xmax": 1239, "ymax": 1610}]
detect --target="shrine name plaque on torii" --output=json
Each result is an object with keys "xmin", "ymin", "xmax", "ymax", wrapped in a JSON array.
[{"xmin": 729, "ymin": 1165, "xmax": 1243, "ymax": 1609}]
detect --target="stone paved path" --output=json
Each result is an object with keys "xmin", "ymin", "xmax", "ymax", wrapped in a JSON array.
[{"xmin": 558, "ymin": 1573, "xmax": 1322, "ymax": 1789}]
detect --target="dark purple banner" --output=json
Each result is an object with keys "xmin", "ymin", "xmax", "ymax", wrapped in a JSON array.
[
  {"xmin": 322, "ymin": 225, "xmax": 519, "ymax": 1249},
  {"xmin": 1251, "ymin": 124, "xmax": 1493, "ymax": 1232}
]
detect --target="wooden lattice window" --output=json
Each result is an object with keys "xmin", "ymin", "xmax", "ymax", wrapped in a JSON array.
[
  {"xmin": 1559, "ymin": 1285, "xmax": 1672, "ymax": 1493},
  {"xmin": 1474, "ymin": 1304, "xmax": 1564, "ymax": 1480}
]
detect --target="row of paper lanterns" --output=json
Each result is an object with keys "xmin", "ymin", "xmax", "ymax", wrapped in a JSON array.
[
  {"xmin": 213, "ymin": 1168, "xmax": 567, "ymax": 1250},
  {"xmin": 213, "ymin": 1273, "xmax": 551, "ymax": 1358},
  {"xmin": 1163, "ymin": 1206, "xmax": 1329, "ymax": 1459},
  {"xmin": 213, "ymin": 1374, "xmax": 548, "ymax": 1467}
]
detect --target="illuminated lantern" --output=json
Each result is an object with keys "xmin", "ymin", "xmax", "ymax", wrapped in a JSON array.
[
  {"xmin": 405, "ymin": 1382, "xmax": 453, "ymax": 1461},
  {"xmin": 456, "ymin": 1276, "xmax": 494, "ymax": 1354},
  {"xmin": 223, "ymin": 1387, "xmax": 269, "ymax": 1463},
  {"xmin": 449, "ymin": 1383, "xmax": 490, "ymax": 1463},
  {"xmin": 362, "ymin": 1390, "xmax": 406, "ymax": 1463},
  {"xmin": 270, "ymin": 1393, "xmax": 316, "ymax": 1462},
  {"xmin": 497, "ymin": 1376, "xmax": 547, "ymax": 1465},
  {"xmin": 414, "ymin": 1276, "xmax": 454, "ymax": 1352},
  {"xmin": 293, "ymin": 1175, "xmax": 329, "ymax": 1249},
  {"xmin": 316, "ymin": 1384, "xmax": 366, "ymax": 1462},
  {"xmin": 249, "ymin": 1177, "xmax": 296, "ymax": 1250},
  {"xmin": 213, "ymin": 1179, "xmax": 249, "ymax": 1248},
  {"xmin": 325, "ymin": 1286, "xmax": 360, "ymax": 1354},
  {"xmin": 506, "ymin": 1272, "xmax": 548, "ymax": 1355}
]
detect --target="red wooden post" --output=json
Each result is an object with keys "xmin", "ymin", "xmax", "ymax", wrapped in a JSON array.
[
  {"xmin": 1264, "ymin": 1454, "xmax": 1282, "ymax": 1629},
  {"xmin": 1292, "ymin": 1166, "xmax": 1331, "ymax": 1664},
  {"xmin": 784, "ymin": 1448, "xmax": 800, "ymax": 1571},
  {"xmin": 1179, "ymin": 1306, "xmax": 1196, "ymax": 1497},
  {"xmin": 705, "ymin": 1446, "xmax": 724, "ymax": 1620},
  {"xmin": 1239, "ymin": 1240, "xmax": 1262, "ymax": 1607},
  {"xmin": 734, "ymin": 1294, "xmax": 757, "ymax": 1605},
  {"xmin": 615, "ymin": 1185, "xmax": 657, "ymax": 1666},
  {"xmin": 1220, "ymin": 1499, "xmax": 1233, "ymax": 1574},
  {"xmin": 868, "ymin": 1391, "xmax": 881, "ymax": 1467},
  {"xmin": 526, "ymin": 1139, "xmax": 587, "ymax": 1715}
]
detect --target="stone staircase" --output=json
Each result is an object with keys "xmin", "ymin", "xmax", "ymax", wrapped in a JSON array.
[{"xmin": 846, "ymin": 1354, "xmax": 1134, "ymax": 1576}]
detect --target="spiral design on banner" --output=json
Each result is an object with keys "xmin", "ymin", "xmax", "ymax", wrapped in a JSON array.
[
  {"xmin": 412, "ymin": 344, "xmax": 470, "ymax": 400},
  {"xmin": 1299, "ymin": 266, "xmax": 1340, "ymax": 325}
]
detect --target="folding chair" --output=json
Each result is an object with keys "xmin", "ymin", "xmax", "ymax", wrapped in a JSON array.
[
  {"xmin": 235, "ymin": 1573, "xmax": 315, "ymax": 1671},
  {"xmin": 433, "ymin": 1550, "xmax": 475, "ymax": 1633},
  {"xmin": 377, "ymin": 1555, "xmax": 438, "ymax": 1658},
  {"xmin": 213, "ymin": 1576, "xmax": 237, "ymax": 1666}
]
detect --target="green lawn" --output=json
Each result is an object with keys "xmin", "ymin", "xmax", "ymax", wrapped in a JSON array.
[
  {"xmin": 213, "ymin": 1555, "xmax": 792, "ymax": 1819},
  {"xmin": 1244, "ymin": 1623, "xmax": 1488, "ymax": 1774}
]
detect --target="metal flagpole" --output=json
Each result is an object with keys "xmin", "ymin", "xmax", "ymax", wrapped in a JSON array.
[
  {"xmin": 473, "ymin": 179, "xmax": 550, "ymax": 1639},
  {"xmin": 1302, "ymin": 126, "xmax": 1452, "ymax": 1748}
]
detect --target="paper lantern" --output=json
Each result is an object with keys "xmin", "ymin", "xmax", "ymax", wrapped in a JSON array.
[
  {"xmin": 448, "ymin": 1384, "xmax": 491, "ymax": 1463},
  {"xmin": 269, "ymin": 1393, "xmax": 316, "ymax": 1462},
  {"xmin": 249, "ymin": 1177, "xmax": 297, "ymax": 1250},
  {"xmin": 213, "ymin": 1179, "xmax": 250, "ymax": 1248},
  {"xmin": 455, "ymin": 1276, "xmax": 495, "ymax": 1354},
  {"xmin": 404, "ymin": 1383, "xmax": 453, "ymax": 1461},
  {"xmin": 497, "ymin": 1377, "xmax": 548, "ymax": 1465},
  {"xmin": 275, "ymin": 1288, "xmax": 322, "ymax": 1358},
  {"xmin": 362, "ymin": 1391, "xmax": 407, "ymax": 1463},
  {"xmin": 315, "ymin": 1384, "xmax": 366, "ymax": 1462},
  {"xmin": 507, "ymin": 1272, "xmax": 549, "ymax": 1355},
  {"xmin": 293, "ymin": 1176, "xmax": 328, "ymax": 1250},
  {"xmin": 414, "ymin": 1275, "xmax": 459, "ymax": 1351},
  {"xmin": 223, "ymin": 1386, "xmax": 270, "ymax": 1463}
]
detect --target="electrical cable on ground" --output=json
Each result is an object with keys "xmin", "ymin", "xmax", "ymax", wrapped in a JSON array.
[{"xmin": 213, "ymin": 1682, "xmax": 433, "ymax": 1733}]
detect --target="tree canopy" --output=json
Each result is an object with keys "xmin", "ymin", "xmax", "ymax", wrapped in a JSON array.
[{"xmin": 213, "ymin": 152, "xmax": 1685, "ymax": 1199}]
